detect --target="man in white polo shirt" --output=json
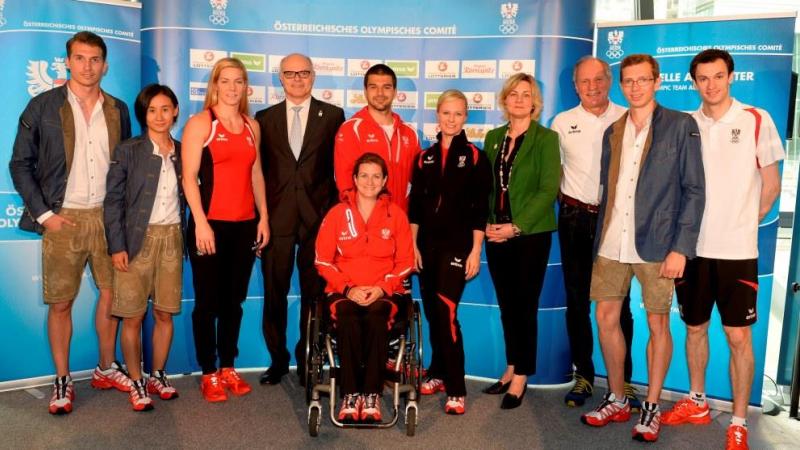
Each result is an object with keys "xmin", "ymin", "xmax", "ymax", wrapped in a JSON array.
[
  {"xmin": 661, "ymin": 49, "xmax": 783, "ymax": 450},
  {"xmin": 551, "ymin": 56, "xmax": 639, "ymax": 411}
]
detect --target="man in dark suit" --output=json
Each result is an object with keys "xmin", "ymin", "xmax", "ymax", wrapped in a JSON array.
[{"xmin": 255, "ymin": 53, "xmax": 345, "ymax": 385}]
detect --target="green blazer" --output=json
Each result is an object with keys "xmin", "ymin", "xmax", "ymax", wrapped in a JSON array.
[{"xmin": 484, "ymin": 120, "xmax": 560, "ymax": 235}]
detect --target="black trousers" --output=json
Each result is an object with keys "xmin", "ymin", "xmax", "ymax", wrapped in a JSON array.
[
  {"xmin": 486, "ymin": 232, "xmax": 551, "ymax": 376},
  {"xmin": 419, "ymin": 247, "xmax": 468, "ymax": 396},
  {"xmin": 559, "ymin": 203, "xmax": 633, "ymax": 384},
  {"xmin": 188, "ymin": 218, "xmax": 257, "ymax": 374},
  {"xmin": 260, "ymin": 222, "xmax": 323, "ymax": 373},
  {"xmin": 328, "ymin": 294, "xmax": 397, "ymax": 395}
]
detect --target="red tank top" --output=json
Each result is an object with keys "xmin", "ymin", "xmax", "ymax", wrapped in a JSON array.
[{"xmin": 202, "ymin": 112, "xmax": 257, "ymax": 221}]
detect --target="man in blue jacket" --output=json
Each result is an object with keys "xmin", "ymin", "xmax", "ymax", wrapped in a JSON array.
[
  {"xmin": 580, "ymin": 54, "xmax": 705, "ymax": 443},
  {"xmin": 9, "ymin": 31, "xmax": 132, "ymax": 415}
]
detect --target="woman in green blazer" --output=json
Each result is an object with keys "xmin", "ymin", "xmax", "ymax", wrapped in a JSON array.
[{"xmin": 481, "ymin": 73, "xmax": 561, "ymax": 409}]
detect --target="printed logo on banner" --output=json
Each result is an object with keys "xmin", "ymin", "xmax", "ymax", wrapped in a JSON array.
[
  {"xmin": 422, "ymin": 123, "xmax": 440, "ymax": 142},
  {"xmin": 190, "ymin": 49, "xmax": 228, "ymax": 69},
  {"xmin": 606, "ymin": 30, "xmax": 624, "ymax": 60},
  {"xmin": 499, "ymin": 59, "xmax": 535, "ymax": 78},
  {"xmin": 385, "ymin": 60, "xmax": 419, "ymax": 78},
  {"xmin": 348, "ymin": 59, "xmax": 383, "ymax": 77},
  {"xmin": 347, "ymin": 90, "xmax": 367, "ymax": 108},
  {"xmin": 0, "ymin": 193, "xmax": 37, "ymax": 240},
  {"xmin": 393, "ymin": 91, "xmax": 418, "ymax": 109},
  {"xmin": 0, "ymin": 0, "xmax": 7, "ymax": 28},
  {"xmin": 462, "ymin": 60, "xmax": 497, "ymax": 79},
  {"xmin": 312, "ymin": 88, "xmax": 344, "ymax": 107},
  {"xmin": 209, "ymin": 0, "xmax": 230, "ymax": 26},
  {"xmin": 424, "ymin": 92, "xmax": 443, "ymax": 110},
  {"xmin": 465, "ymin": 92, "xmax": 495, "ymax": 110},
  {"xmin": 312, "ymin": 57, "xmax": 346, "ymax": 76},
  {"xmin": 268, "ymin": 55, "xmax": 284, "ymax": 73},
  {"xmin": 26, "ymin": 58, "xmax": 67, "ymax": 97},
  {"xmin": 464, "ymin": 124, "xmax": 493, "ymax": 142},
  {"xmin": 231, "ymin": 52, "xmax": 266, "ymax": 72},
  {"xmin": 425, "ymin": 60, "xmax": 459, "ymax": 79},
  {"xmin": 189, "ymin": 82, "xmax": 207, "ymax": 102},
  {"xmin": 247, "ymin": 85, "xmax": 266, "ymax": 104},
  {"xmin": 268, "ymin": 86, "xmax": 285, "ymax": 105},
  {"xmin": 499, "ymin": 2, "xmax": 519, "ymax": 35}
]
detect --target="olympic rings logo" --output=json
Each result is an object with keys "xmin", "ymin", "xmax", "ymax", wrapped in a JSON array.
[
  {"xmin": 499, "ymin": 23, "xmax": 518, "ymax": 35},
  {"xmin": 606, "ymin": 49, "xmax": 624, "ymax": 59},
  {"xmin": 209, "ymin": 12, "xmax": 229, "ymax": 26}
]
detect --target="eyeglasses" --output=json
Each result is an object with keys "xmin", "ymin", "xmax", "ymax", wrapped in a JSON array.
[
  {"xmin": 621, "ymin": 77, "xmax": 655, "ymax": 88},
  {"xmin": 282, "ymin": 70, "xmax": 312, "ymax": 79}
]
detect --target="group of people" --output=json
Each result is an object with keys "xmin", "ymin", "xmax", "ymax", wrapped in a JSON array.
[{"xmin": 10, "ymin": 30, "xmax": 781, "ymax": 449}]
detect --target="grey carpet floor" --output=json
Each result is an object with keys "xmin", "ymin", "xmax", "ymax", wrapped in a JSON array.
[{"xmin": 1, "ymin": 374, "xmax": 799, "ymax": 449}]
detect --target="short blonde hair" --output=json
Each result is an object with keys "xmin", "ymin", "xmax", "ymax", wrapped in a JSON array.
[
  {"xmin": 203, "ymin": 57, "xmax": 250, "ymax": 115},
  {"xmin": 497, "ymin": 73, "xmax": 543, "ymax": 121},
  {"xmin": 437, "ymin": 89, "xmax": 468, "ymax": 112}
]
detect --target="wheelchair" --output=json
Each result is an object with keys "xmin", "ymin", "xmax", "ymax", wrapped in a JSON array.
[{"xmin": 304, "ymin": 293, "xmax": 423, "ymax": 437}]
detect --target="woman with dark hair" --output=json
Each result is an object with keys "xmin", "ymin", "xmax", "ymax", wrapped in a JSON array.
[
  {"xmin": 181, "ymin": 57, "xmax": 269, "ymax": 402},
  {"xmin": 409, "ymin": 90, "xmax": 492, "ymax": 415},
  {"xmin": 315, "ymin": 152, "xmax": 414, "ymax": 423},
  {"xmin": 104, "ymin": 84, "xmax": 183, "ymax": 411},
  {"xmin": 482, "ymin": 73, "xmax": 561, "ymax": 409}
]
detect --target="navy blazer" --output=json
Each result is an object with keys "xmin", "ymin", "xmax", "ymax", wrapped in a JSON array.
[
  {"xmin": 594, "ymin": 104, "xmax": 705, "ymax": 262},
  {"xmin": 10, "ymin": 85, "xmax": 131, "ymax": 233},
  {"xmin": 104, "ymin": 135, "xmax": 185, "ymax": 261}
]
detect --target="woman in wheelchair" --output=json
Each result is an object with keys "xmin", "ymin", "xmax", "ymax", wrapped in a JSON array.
[{"xmin": 314, "ymin": 152, "xmax": 415, "ymax": 423}]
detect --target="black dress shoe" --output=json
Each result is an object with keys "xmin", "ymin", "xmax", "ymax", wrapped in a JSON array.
[
  {"xmin": 483, "ymin": 380, "xmax": 511, "ymax": 395},
  {"xmin": 500, "ymin": 385, "xmax": 527, "ymax": 409},
  {"xmin": 259, "ymin": 366, "xmax": 289, "ymax": 385}
]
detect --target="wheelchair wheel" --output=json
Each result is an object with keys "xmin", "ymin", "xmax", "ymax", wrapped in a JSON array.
[
  {"xmin": 308, "ymin": 405, "xmax": 321, "ymax": 437},
  {"xmin": 405, "ymin": 405, "xmax": 417, "ymax": 437},
  {"xmin": 412, "ymin": 301, "xmax": 423, "ymax": 392},
  {"xmin": 305, "ymin": 301, "xmax": 323, "ymax": 404}
]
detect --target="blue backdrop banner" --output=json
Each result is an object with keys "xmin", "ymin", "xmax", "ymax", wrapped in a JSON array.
[
  {"xmin": 595, "ymin": 13, "xmax": 795, "ymax": 405},
  {"xmin": 141, "ymin": 0, "xmax": 593, "ymax": 384},
  {"xmin": 0, "ymin": 0, "xmax": 141, "ymax": 382}
]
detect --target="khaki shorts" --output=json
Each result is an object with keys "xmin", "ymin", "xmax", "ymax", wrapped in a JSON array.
[
  {"xmin": 590, "ymin": 255, "xmax": 674, "ymax": 314},
  {"xmin": 42, "ymin": 208, "xmax": 113, "ymax": 304},
  {"xmin": 112, "ymin": 224, "xmax": 183, "ymax": 318}
]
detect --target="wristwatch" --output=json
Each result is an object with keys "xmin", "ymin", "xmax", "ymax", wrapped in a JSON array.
[{"xmin": 511, "ymin": 224, "xmax": 522, "ymax": 237}]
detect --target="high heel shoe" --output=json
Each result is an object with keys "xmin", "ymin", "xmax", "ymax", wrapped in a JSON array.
[
  {"xmin": 500, "ymin": 385, "xmax": 527, "ymax": 409},
  {"xmin": 482, "ymin": 380, "xmax": 511, "ymax": 395}
]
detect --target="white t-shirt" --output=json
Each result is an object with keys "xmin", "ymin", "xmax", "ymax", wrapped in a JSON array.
[
  {"xmin": 598, "ymin": 114, "xmax": 651, "ymax": 264},
  {"xmin": 148, "ymin": 140, "xmax": 181, "ymax": 225},
  {"xmin": 551, "ymin": 101, "xmax": 626, "ymax": 205},
  {"xmin": 692, "ymin": 98, "xmax": 785, "ymax": 259}
]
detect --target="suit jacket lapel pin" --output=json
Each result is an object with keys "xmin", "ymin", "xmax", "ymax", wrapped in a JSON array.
[{"xmin": 318, "ymin": 110, "xmax": 323, "ymax": 117}]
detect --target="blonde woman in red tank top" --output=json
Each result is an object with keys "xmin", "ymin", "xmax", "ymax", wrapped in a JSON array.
[{"xmin": 182, "ymin": 57, "xmax": 270, "ymax": 402}]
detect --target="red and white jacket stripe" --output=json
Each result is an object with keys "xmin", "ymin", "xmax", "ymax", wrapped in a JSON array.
[
  {"xmin": 315, "ymin": 190, "xmax": 415, "ymax": 296},
  {"xmin": 334, "ymin": 107, "xmax": 420, "ymax": 213}
]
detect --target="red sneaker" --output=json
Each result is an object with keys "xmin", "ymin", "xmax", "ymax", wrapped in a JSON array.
[
  {"xmin": 49, "ymin": 376, "xmax": 74, "ymax": 415},
  {"xmin": 200, "ymin": 372, "xmax": 227, "ymax": 403},
  {"xmin": 632, "ymin": 408, "xmax": 662, "ymax": 442},
  {"xmin": 147, "ymin": 371, "xmax": 179, "ymax": 400},
  {"xmin": 129, "ymin": 380, "xmax": 154, "ymax": 412},
  {"xmin": 219, "ymin": 368, "xmax": 252, "ymax": 396},
  {"xmin": 420, "ymin": 377, "xmax": 445, "ymax": 395},
  {"xmin": 582, "ymin": 393, "xmax": 631, "ymax": 427},
  {"xmin": 360, "ymin": 393, "xmax": 382, "ymax": 422},
  {"xmin": 662, "ymin": 397, "xmax": 711, "ymax": 425},
  {"xmin": 338, "ymin": 393, "xmax": 361, "ymax": 423},
  {"xmin": 726, "ymin": 425, "xmax": 749, "ymax": 450},
  {"xmin": 444, "ymin": 396, "xmax": 465, "ymax": 415},
  {"xmin": 90, "ymin": 360, "xmax": 132, "ymax": 392}
]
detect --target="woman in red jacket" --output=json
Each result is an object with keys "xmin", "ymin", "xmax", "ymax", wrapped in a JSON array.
[{"xmin": 315, "ymin": 152, "xmax": 414, "ymax": 424}]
